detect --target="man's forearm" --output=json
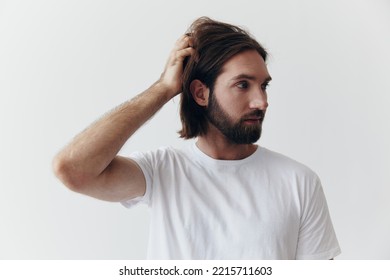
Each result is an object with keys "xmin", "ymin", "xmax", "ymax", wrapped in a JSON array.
[{"xmin": 53, "ymin": 81, "xmax": 173, "ymax": 186}]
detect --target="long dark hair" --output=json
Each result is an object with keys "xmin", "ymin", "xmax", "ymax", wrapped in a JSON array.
[{"xmin": 179, "ymin": 17, "xmax": 268, "ymax": 139}]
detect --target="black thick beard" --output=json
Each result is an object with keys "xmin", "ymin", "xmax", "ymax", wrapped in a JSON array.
[{"xmin": 205, "ymin": 91, "xmax": 264, "ymax": 144}]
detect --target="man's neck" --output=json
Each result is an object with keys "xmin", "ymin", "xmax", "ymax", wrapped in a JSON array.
[{"xmin": 196, "ymin": 130, "xmax": 258, "ymax": 160}]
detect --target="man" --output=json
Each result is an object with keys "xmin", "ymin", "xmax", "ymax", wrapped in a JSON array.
[{"xmin": 53, "ymin": 17, "xmax": 341, "ymax": 259}]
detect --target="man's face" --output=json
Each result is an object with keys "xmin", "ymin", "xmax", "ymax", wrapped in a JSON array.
[{"xmin": 206, "ymin": 49, "xmax": 271, "ymax": 144}]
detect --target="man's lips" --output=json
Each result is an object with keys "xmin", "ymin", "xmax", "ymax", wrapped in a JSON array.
[
  {"xmin": 242, "ymin": 117, "xmax": 263, "ymax": 126},
  {"xmin": 244, "ymin": 116, "xmax": 262, "ymax": 121},
  {"xmin": 242, "ymin": 111, "xmax": 265, "ymax": 123},
  {"xmin": 243, "ymin": 118, "xmax": 261, "ymax": 124}
]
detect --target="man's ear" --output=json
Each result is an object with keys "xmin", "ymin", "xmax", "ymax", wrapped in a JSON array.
[{"xmin": 190, "ymin": 79, "xmax": 209, "ymax": 107}]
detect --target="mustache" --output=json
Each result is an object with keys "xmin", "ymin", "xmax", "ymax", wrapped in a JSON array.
[{"xmin": 241, "ymin": 110, "xmax": 265, "ymax": 120}]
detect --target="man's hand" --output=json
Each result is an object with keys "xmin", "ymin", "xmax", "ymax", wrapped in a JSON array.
[{"xmin": 159, "ymin": 34, "xmax": 194, "ymax": 98}]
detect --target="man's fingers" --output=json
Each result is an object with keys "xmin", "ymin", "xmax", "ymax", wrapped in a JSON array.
[
  {"xmin": 160, "ymin": 35, "xmax": 194, "ymax": 95},
  {"xmin": 173, "ymin": 34, "xmax": 193, "ymax": 51},
  {"xmin": 175, "ymin": 47, "xmax": 195, "ymax": 62},
  {"xmin": 168, "ymin": 34, "xmax": 194, "ymax": 66}
]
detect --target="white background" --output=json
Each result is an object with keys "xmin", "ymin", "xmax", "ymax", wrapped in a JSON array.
[{"xmin": 1, "ymin": 0, "xmax": 389, "ymax": 259}]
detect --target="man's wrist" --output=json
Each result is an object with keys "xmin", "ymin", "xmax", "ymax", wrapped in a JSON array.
[{"xmin": 152, "ymin": 80, "xmax": 179, "ymax": 101}]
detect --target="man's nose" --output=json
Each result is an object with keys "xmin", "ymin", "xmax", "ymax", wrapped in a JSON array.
[{"xmin": 249, "ymin": 89, "xmax": 268, "ymax": 110}]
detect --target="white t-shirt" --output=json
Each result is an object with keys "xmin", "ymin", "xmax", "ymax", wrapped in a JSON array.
[{"xmin": 122, "ymin": 144, "xmax": 341, "ymax": 259}]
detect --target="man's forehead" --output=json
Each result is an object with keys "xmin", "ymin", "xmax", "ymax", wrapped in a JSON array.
[
  {"xmin": 218, "ymin": 50, "xmax": 271, "ymax": 81},
  {"xmin": 219, "ymin": 65, "xmax": 271, "ymax": 84}
]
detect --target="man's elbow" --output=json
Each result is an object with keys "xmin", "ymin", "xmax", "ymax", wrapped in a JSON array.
[{"xmin": 52, "ymin": 155, "xmax": 91, "ymax": 193}]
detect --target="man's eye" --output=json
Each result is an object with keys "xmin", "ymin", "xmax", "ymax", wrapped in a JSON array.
[
  {"xmin": 261, "ymin": 83, "xmax": 270, "ymax": 90},
  {"xmin": 237, "ymin": 81, "xmax": 249, "ymax": 89}
]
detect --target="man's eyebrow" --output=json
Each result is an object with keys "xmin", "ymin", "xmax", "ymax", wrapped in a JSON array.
[{"xmin": 230, "ymin": 74, "xmax": 272, "ymax": 82}]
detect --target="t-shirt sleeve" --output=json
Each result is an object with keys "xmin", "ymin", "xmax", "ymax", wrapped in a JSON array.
[
  {"xmin": 120, "ymin": 150, "xmax": 154, "ymax": 208},
  {"xmin": 295, "ymin": 175, "xmax": 341, "ymax": 259}
]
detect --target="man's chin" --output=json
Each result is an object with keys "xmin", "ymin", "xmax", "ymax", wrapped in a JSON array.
[{"xmin": 227, "ymin": 129, "xmax": 262, "ymax": 145}]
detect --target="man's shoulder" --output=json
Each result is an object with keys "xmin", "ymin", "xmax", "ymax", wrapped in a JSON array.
[{"xmin": 259, "ymin": 147, "xmax": 318, "ymax": 178}]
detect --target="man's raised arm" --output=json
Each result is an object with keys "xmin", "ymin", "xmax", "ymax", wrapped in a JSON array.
[{"xmin": 52, "ymin": 35, "xmax": 193, "ymax": 202}]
